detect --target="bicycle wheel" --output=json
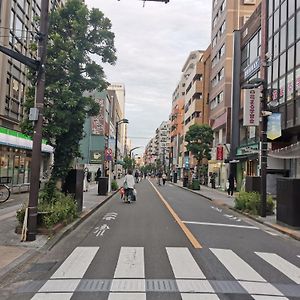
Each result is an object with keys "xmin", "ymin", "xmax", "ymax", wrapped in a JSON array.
[{"xmin": 0, "ymin": 185, "xmax": 10, "ymax": 203}]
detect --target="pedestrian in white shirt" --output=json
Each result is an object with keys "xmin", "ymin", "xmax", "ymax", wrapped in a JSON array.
[{"xmin": 123, "ymin": 169, "xmax": 135, "ymax": 202}]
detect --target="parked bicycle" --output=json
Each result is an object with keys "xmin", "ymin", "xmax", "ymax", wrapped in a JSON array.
[{"xmin": 0, "ymin": 184, "xmax": 10, "ymax": 203}]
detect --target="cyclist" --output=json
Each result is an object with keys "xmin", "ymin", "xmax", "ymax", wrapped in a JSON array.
[{"xmin": 123, "ymin": 169, "xmax": 135, "ymax": 203}]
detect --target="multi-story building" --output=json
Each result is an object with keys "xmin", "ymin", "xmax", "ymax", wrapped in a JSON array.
[
  {"xmin": 155, "ymin": 120, "xmax": 170, "ymax": 171},
  {"xmin": 208, "ymin": 0, "xmax": 260, "ymax": 188},
  {"xmin": 229, "ymin": 0, "xmax": 300, "ymax": 194},
  {"xmin": 0, "ymin": 1, "xmax": 63, "ymax": 185},
  {"xmin": 144, "ymin": 138, "xmax": 156, "ymax": 165}
]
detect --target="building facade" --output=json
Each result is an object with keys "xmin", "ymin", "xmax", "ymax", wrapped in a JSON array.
[
  {"xmin": 208, "ymin": 0, "xmax": 260, "ymax": 189},
  {"xmin": 0, "ymin": 0, "xmax": 62, "ymax": 185}
]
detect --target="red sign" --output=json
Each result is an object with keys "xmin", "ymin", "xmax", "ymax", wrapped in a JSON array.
[
  {"xmin": 216, "ymin": 145, "xmax": 224, "ymax": 160},
  {"xmin": 105, "ymin": 148, "xmax": 113, "ymax": 161}
]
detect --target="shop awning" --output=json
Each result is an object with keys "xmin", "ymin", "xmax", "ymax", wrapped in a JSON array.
[{"xmin": 268, "ymin": 142, "xmax": 300, "ymax": 159}]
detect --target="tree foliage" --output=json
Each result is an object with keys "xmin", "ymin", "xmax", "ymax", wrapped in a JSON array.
[
  {"xmin": 185, "ymin": 124, "xmax": 213, "ymax": 171},
  {"xmin": 21, "ymin": 0, "xmax": 116, "ymax": 184}
]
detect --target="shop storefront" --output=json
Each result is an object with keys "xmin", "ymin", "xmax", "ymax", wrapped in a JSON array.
[{"xmin": 0, "ymin": 127, "xmax": 53, "ymax": 185}]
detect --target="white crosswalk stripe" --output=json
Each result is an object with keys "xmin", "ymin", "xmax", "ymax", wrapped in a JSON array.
[
  {"xmin": 211, "ymin": 248, "xmax": 287, "ymax": 299},
  {"xmin": 256, "ymin": 252, "xmax": 300, "ymax": 284},
  {"xmin": 29, "ymin": 246, "xmax": 300, "ymax": 299},
  {"xmin": 109, "ymin": 247, "xmax": 146, "ymax": 298},
  {"xmin": 31, "ymin": 247, "xmax": 99, "ymax": 299},
  {"xmin": 166, "ymin": 247, "xmax": 220, "ymax": 299}
]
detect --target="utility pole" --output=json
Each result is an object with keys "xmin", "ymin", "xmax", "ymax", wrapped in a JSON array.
[{"xmin": 26, "ymin": 0, "xmax": 50, "ymax": 241}]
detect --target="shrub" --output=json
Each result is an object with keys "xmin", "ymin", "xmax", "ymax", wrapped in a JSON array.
[
  {"xmin": 16, "ymin": 190, "xmax": 78, "ymax": 229},
  {"xmin": 234, "ymin": 191, "xmax": 274, "ymax": 215},
  {"xmin": 111, "ymin": 180, "xmax": 119, "ymax": 191}
]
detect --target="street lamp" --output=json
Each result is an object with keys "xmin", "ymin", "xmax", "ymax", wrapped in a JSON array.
[
  {"xmin": 114, "ymin": 118, "xmax": 129, "ymax": 179},
  {"xmin": 242, "ymin": 78, "xmax": 268, "ymax": 217},
  {"xmin": 129, "ymin": 146, "xmax": 142, "ymax": 159}
]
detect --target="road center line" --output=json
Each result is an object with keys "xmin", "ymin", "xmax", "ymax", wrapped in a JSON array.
[
  {"xmin": 183, "ymin": 221, "xmax": 259, "ymax": 230},
  {"xmin": 148, "ymin": 180, "xmax": 202, "ymax": 249}
]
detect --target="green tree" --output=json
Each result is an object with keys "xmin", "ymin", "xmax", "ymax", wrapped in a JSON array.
[
  {"xmin": 123, "ymin": 156, "xmax": 135, "ymax": 172},
  {"xmin": 185, "ymin": 124, "xmax": 213, "ymax": 179},
  {"xmin": 22, "ymin": 0, "xmax": 116, "ymax": 191}
]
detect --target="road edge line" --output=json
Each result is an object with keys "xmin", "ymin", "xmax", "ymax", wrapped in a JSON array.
[{"xmin": 149, "ymin": 180, "xmax": 202, "ymax": 249}]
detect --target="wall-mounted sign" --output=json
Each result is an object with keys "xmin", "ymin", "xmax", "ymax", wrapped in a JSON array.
[
  {"xmin": 91, "ymin": 98, "xmax": 105, "ymax": 135},
  {"xmin": 243, "ymin": 88, "xmax": 260, "ymax": 126},
  {"xmin": 216, "ymin": 145, "xmax": 224, "ymax": 160},
  {"xmin": 90, "ymin": 150, "xmax": 103, "ymax": 163},
  {"xmin": 267, "ymin": 113, "xmax": 281, "ymax": 140},
  {"xmin": 243, "ymin": 57, "xmax": 260, "ymax": 80}
]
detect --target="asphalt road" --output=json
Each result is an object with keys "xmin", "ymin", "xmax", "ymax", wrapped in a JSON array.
[{"xmin": 2, "ymin": 179, "xmax": 300, "ymax": 300}]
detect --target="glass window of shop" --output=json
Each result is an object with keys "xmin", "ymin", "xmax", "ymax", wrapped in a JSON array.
[
  {"xmin": 297, "ymin": 11, "xmax": 300, "ymax": 39},
  {"xmin": 280, "ymin": 0, "xmax": 287, "ymax": 25},
  {"xmin": 0, "ymin": 146, "xmax": 31, "ymax": 185},
  {"xmin": 288, "ymin": 17, "xmax": 295, "ymax": 46},
  {"xmin": 280, "ymin": 24, "xmax": 286, "ymax": 52},
  {"xmin": 287, "ymin": 45, "xmax": 295, "ymax": 71},
  {"xmin": 288, "ymin": 0, "xmax": 295, "ymax": 19},
  {"xmin": 279, "ymin": 52, "xmax": 286, "ymax": 77}
]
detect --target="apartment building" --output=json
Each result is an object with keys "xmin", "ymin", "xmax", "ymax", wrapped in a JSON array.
[
  {"xmin": 0, "ymin": 0, "xmax": 63, "ymax": 185},
  {"xmin": 155, "ymin": 120, "xmax": 170, "ymax": 170},
  {"xmin": 208, "ymin": 0, "xmax": 260, "ymax": 188}
]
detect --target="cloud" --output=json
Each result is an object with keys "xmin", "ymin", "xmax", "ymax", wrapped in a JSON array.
[{"xmin": 86, "ymin": 0, "xmax": 212, "ymax": 152}]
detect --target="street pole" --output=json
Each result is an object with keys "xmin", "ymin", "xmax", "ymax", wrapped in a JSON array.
[
  {"xmin": 27, "ymin": 0, "xmax": 49, "ymax": 241},
  {"xmin": 114, "ymin": 122, "xmax": 118, "ymax": 180},
  {"xmin": 260, "ymin": 83, "xmax": 267, "ymax": 217}
]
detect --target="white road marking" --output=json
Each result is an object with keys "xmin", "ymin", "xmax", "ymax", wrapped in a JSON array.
[
  {"xmin": 113, "ymin": 247, "xmax": 145, "ymax": 278},
  {"xmin": 108, "ymin": 293, "xmax": 146, "ymax": 300},
  {"xmin": 211, "ymin": 249, "xmax": 266, "ymax": 282},
  {"xmin": 251, "ymin": 296, "xmax": 288, "ymax": 300},
  {"xmin": 264, "ymin": 230, "xmax": 278, "ymax": 236},
  {"xmin": 211, "ymin": 249, "xmax": 285, "ymax": 297},
  {"xmin": 176, "ymin": 279, "xmax": 215, "ymax": 293},
  {"xmin": 181, "ymin": 294, "xmax": 220, "ymax": 300},
  {"xmin": 298, "ymin": 255, "xmax": 300, "ymax": 259},
  {"xmin": 31, "ymin": 293, "xmax": 73, "ymax": 300},
  {"xmin": 166, "ymin": 247, "xmax": 205, "ymax": 279},
  {"xmin": 110, "ymin": 279, "xmax": 145, "ymax": 292},
  {"xmin": 51, "ymin": 247, "xmax": 99, "ymax": 279},
  {"xmin": 239, "ymin": 281, "xmax": 284, "ymax": 296},
  {"xmin": 167, "ymin": 247, "xmax": 220, "ymax": 299},
  {"xmin": 256, "ymin": 252, "xmax": 300, "ymax": 284},
  {"xmin": 183, "ymin": 221, "xmax": 259, "ymax": 230},
  {"xmin": 38, "ymin": 279, "xmax": 80, "ymax": 292}
]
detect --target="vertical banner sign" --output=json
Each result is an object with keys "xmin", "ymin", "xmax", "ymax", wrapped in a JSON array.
[
  {"xmin": 243, "ymin": 88, "xmax": 260, "ymax": 126},
  {"xmin": 216, "ymin": 145, "xmax": 224, "ymax": 160},
  {"xmin": 267, "ymin": 113, "xmax": 281, "ymax": 140},
  {"xmin": 91, "ymin": 99, "xmax": 105, "ymax": 135}
]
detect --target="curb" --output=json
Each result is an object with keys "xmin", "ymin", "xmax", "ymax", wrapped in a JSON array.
[
  {"xmin": 0, "ymin": 189, "xmax": 119, "ymax": 285},
  {"xmin": 170, "ymin": 182, "xmax": 300, "ymax": 242}
]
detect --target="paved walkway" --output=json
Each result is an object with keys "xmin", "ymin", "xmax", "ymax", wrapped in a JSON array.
[
  {"xmin": 172, "ymin": 180, "xmax": 300, "ymax": 241},
  {"xmin": 0, "ymin": 179, "xmax": 123, "ymax": 281}
]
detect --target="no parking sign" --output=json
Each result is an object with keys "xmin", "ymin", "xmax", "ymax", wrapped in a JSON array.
[{"xmin": 105, "ymin": 148, "xmax": 113, "ymax": 161}]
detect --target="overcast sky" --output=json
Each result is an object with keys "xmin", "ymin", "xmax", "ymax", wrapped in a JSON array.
[{"xmin": 86, "ymin": 0, "xmax": 212, "ymax": 154}]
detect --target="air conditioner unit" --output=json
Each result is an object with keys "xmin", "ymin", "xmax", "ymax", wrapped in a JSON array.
[{"xmin": 243, "ymin": 0, "xmax": 255, "ymax": 4}]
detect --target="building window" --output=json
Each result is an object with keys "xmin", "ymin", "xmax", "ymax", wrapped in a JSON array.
[
  {"xmin": 287, "ymin": 46, "xmax": 295, "ymax": 71},
  {"xmin": 288, "ymin": 0, "xmax": 295, "ymax": 19},
  {"xmin": 288, "ymin": 17, "xmax": 295, "ymax": 46},
  {"xmin": 279, "ymin": 52, "xmax": 286, "ymax": 77},
  {"xmin": 280, "ymin": 24, "xmax": 287, "ymax": 53},
  {"xmin": 281, "ymin": 0, "xmax": 287, "ymax": 25}
]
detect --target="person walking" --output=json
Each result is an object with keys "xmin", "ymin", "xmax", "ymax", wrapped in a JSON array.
[
  {"xmin": 227, "ymin": 173, "xmax": 235, "ymax": 196},
  {"xmin": 134, "ymin": 170, "xmax": 139, "ymax": 183},
  {"xmin": 157, "ymin": 170, "xmax": 162, "ymax": 186},
  {"xmin": 162, "ymin": 172, "xmax": 167, "ymax": 185},
  {"xmin": 123, "ymin": 169, "xmax": 135, "ymax": 202}
]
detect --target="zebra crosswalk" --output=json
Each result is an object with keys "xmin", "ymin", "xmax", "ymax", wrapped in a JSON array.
[{"xmin": 30, "ymin": 246, "xmax": 300, "ymax": 300}]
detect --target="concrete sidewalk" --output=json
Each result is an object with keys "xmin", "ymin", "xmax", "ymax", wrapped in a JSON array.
[
  {"xmin": 0, "ymin": 179, "xmax": 122, "ymax": 282},
  {"xmin": 172, "ymin": 180, "xmax": 300, "ymax": 242}
]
